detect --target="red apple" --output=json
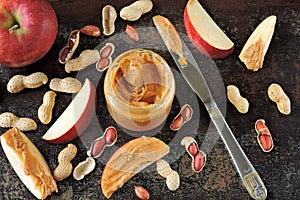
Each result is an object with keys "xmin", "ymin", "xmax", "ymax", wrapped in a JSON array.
[
  {"xmin": 184, "ymin": 0, "xmax": 234, "ymax": 59},
  {"xmin": 42, "ymin": 79, "xmax": 96, "ymax": 144},
  {"xmin": 0, "ymin": 0, "xmax": 58, "ymax": 67}
]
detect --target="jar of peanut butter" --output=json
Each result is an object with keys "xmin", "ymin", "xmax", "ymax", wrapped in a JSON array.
[{"xmin": 104, "ymin": 49, "xmax": 175, "ymax": 132}]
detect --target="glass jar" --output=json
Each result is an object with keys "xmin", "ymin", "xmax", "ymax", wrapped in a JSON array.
[{"xmin": 104, "ymin": 49, "xmax": 175, "ymax": 132}]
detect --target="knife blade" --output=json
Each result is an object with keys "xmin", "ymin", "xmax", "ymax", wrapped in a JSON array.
[{"xmin": 153, "ymin": 15, "xmax": 267, "ymax": 200}]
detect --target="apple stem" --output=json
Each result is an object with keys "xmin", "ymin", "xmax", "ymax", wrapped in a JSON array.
[{"xmin": 9, "ymin": 24, "xmax": 19, "ymax": 34}]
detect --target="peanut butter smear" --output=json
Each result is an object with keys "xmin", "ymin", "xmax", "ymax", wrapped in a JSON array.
[
  {"xmin": 112, "ymin": 51, "xmax": 167, "ymax": 107},
  {"xmin": 3, "ymin": 128, "xmax": 57, "ymax": 199},
  {"xmin": 153, "ymin": 15, "xmax": 187, "ymax": 66},
  {"xmin": 101, "ymin": 137, "xmax": 170, "ymax": 198},
  {"xmin": 240, "ymin": 37, "xmax": 264, "ymax": 71}
]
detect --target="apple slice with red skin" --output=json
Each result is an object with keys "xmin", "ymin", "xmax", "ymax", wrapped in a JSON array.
[
  {"xmin": 0, "ymin": 0, "xmax": 58, "ymax": 67},
  {"xmin": 184, "ymin": 0, "xmax": 234, "ymax": 59},
  {"xmin": 42, "ymin": 79, "xmax": 96, "ymax": 144}
]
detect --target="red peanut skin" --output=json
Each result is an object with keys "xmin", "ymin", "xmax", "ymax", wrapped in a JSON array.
[
  {"xmin": 170, "ymin": 115, "xmax": 184, "ymax": 131},
  {"xmin": 188, "ymin": 143, "xmax": 198, "ymax": 157},
  {"xmin": 59, "ymin": 30, "xmax": 80, "ymax": 64},
  {"xmin": 259, "ymin": 135, "xmax": 273, "ymax": 151},
  {"xmin": 91, "ymin": 138, "xmax": 106, "ymax": 157},
  {"xmin": 193, "ymin": 152, "xmax": 205, "ymax": 172},
  {"xmin": 105, "ymin": 127, "xmax": 117, "ymax": 145},
  {"xmin": 97, "ymin": 58, "xmax": 110, "ymax": 71},
  {"xmin": 126, "ymin": 25, "xmax": 139, "ymax": 42},
  {"xmin": 100, "ymin": 46, "xmax": 113, "ymax": 58},
  {"xmin": 255, "ymin": 119, "xmax": 273, "ymax": 152},
  {"xmin": 59, "ymin": 48, "xmax": 70, "ymax": 63},
  {"xmin": 256, "ymin": 120, "xmax": 271, "ymax": 136},
  {"xmin": 134, "ymin": 186, "xmax": 150, "ymax": 200},
  {"xmin": 181, "ymin": 106, "xmax": 192, "ymax": 122},
  {"xmin": 80, "ymin": 25, "xmax": 101, "ymax": 37}
]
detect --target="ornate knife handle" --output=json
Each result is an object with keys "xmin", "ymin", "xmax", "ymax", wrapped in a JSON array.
[{"xmin": 207, "ymin": 102, "xmax": 267, "ymax": 200}]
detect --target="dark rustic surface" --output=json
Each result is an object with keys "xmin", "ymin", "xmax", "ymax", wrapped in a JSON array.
[{"xmin": 0, "ymin": 0, "xmax": 299, "ymax": 199}]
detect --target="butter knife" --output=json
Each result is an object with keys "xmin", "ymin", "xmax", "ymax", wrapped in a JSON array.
[{"xmin": 153, "ymin": 15, "xmax": 267, "ymax": 200}]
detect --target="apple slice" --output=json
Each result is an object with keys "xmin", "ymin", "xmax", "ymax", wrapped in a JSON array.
[
  {"xmin": 239, "ymin": 15, "xmax": 277, "ymax": 71},
  {"xmin": 1, "ymin": 128, "xmax": 58, "ymax": 199},
  {"xmin": 101, "ymin": 137, "xmax": 169, "ymax": 198},
  {"xmin": 184, "ymin": 0, "xmax": 234, "ymax": 59},
  {"xmin": 42, "ymin": 78, "xmax": 96, "ymax": 144}
]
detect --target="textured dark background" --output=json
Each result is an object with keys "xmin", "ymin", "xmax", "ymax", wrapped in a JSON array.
[{"xmin": 0, "ymin": 0, "xmax": 299, "ymax": 199}]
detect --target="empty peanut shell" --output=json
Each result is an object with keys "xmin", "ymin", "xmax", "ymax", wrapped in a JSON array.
[
  {"xmin": 102, "ymin": 5, "xmax": 117, "ymax": 36},
  {"xmin": 73, "ymin": 157, "xmax": 96, "ymax": 181}
]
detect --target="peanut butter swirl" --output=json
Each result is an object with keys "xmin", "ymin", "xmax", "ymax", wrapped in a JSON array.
[{"xmin": 112, "ymin": 50, "xmax": 168, "ymax": 107}]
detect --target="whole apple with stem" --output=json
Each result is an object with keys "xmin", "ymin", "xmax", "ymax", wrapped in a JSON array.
[{"xmin": 0, "ymin": 0, "xmax": 58, "ymax": 67}]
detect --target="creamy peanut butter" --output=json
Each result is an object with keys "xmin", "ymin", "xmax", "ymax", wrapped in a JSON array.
[
  {"xmin": 241, "ymin": 38, "xmax": 264, "ymax": 71},
  {"xmin": 104, "ymin": 49, "xmax": 175, "ymax": 131},
  {"xmin": 153, "ymin": 15, "xmax": 187, "ymax": 65},
  {"xmin": 3, "ymin": 128, "xmax": 57, "ymax": 199},
  {"xmin": 112, "ymin": 51, "xmax": 167, "ymax": 107},
  {"xmin": 101, "ymin": 137, "xmax": 169, "ymax": 198}
]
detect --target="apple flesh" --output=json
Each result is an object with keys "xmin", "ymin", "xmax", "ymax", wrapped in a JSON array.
[
  {"xmin": 239, "ymin": 15, "xmax": 277, "ymax": 71},
  {"xmin": 184, "ymin": 0, "xmax": 234, "ymax": 59},
  {"xmin": 0, "ymin": 0, "xmax": 58, "ymax": 67},
  {"xmin": 42, "ymin": 79, "xmax": 96, "ymax": 144}
]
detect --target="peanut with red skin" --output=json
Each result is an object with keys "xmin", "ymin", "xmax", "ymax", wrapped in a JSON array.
[
  {"xmin": 181, "ymin": 104, "xmax": 192, "ymax": 121},
  {"xmin": 105, "ymin": 127, "xmax": 118, "ymax": 145},
  {"xmin": 60, "ymin": 48, "xmax": 71, "ymax": 63},
  {"xmin": 255, "ymin": 119, "xmax": 274, "ymax": 152},
  {"xmin": 80, "ymin": 25, "xmax": 101, "ymax": 37},
  {"xmin": 7, "ymin": 72, "xmax": 48, "ymax": 93},
  {"xmin": 170, "ymin": 115, "xmax": 183, "ymax": 131},
  {"xmin": 170, "ymin": 104, "xmax": 193, "ymax": 131},
  {"xmin": 181, "ymin": 136, "xmax": 206, "ymax": 172},
  {"xmin": 255, "ymin": 120, "xmax": 271, "ymax": 136},
  {"xmin": 134, "ymin": 186, "xmax": 150, "ymax": 200},
  {"xmin": 97, "ymin": 58, "xmax": 110, "ymax": 71},
  {"xmin": 100, "ymin": 44, "xmax": 114, "ymax": 58},
  {"xmin": 91, "ymin": 139, "xmax": 106, "ymax": 158},
  {"xmin": 126, "ymin": 25, "xmax": 139, "ymax": 41},
  {"xmin": 96, "ymin": 43, "xmax": 115, "ymax": 72},
  {"xmin": 59, "ymin": 30, "xmax": 80, "ymax": 64},
  {"xmin": 259, "ymin": 135, "xmax": 273, "ymax": 151},
  {"xmin": 87, "ymin": 126, "xmax": 118, "ymax": 158},
  {"xmin": 193, "ymin": 152, "xmax": 206, "ymax": 172},
  {"xmin": 188, "ymin": 143, "xmax": 198, "ymax": 157}
]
